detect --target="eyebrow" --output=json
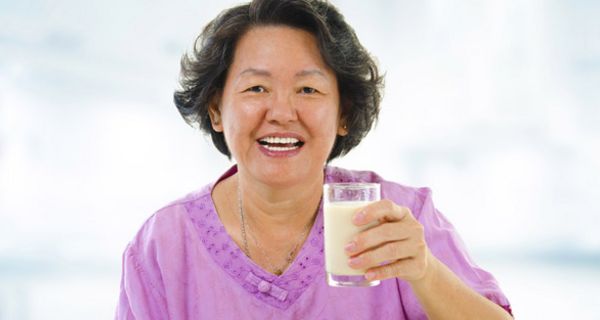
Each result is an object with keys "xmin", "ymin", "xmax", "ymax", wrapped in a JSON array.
[
  {"xmin": 295, "ymin": 69, "xmax": 327, "ymax": 79},
  {"xmin": 238, "ymin": 68, "xmax": 271, "ymax": 77},
  {"xmin": 237, "ymin": 68, "xmax": 328, "ymax": 79}
]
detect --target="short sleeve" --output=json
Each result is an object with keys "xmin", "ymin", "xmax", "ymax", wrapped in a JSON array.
[
  {"xmin": 115, "ymin": 243, "xmax": 169, "ymax": 320},
  {"xmin": 390, "ymin": 186, "xmax": 512, "ymax": 317}
]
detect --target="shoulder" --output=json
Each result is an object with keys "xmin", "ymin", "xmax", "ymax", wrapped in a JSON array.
[
  {"xmin": 325, "ymin": 166, "xmax": 435, "ymax": 218},
  {"xmin": 127, "ymin": 184, "xmax": 214, "ymax": 253}
]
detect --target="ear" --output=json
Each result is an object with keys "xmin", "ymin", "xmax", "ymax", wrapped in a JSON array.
[
  {"xmin": 337, "ymin": 118, "xmax": 348, "ymax": 136},
  {"xmin": 208, "ymin": 94, "xmax": 223, "ymax": 132},
  {"xmin": 337, "ymin": 100, "xmax": 349, "ymax": 136}
]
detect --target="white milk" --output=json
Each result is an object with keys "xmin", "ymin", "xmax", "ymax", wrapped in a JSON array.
[{"xmin": 324, "ymin": 201, "xmax": 377, "ymax": 275}]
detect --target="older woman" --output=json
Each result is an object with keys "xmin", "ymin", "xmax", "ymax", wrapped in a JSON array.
[{"xmin": 116, "ymin": 0, "xmax": 512, "ymax": 319}]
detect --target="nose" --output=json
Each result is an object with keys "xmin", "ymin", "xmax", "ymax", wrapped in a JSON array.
[{"xmin": 265, "ymin": 92, "xmax": 298, "ymax": 125}]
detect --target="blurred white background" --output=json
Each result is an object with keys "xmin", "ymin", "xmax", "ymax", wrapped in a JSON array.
[{"xmin": 1, "ymin": 0, "xmax": 599, "ymax": 319}]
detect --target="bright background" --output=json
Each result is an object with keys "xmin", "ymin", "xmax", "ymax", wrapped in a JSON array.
[{"xmin": 1, "ymin": 0, "xmax": 599, "ymax": 319}]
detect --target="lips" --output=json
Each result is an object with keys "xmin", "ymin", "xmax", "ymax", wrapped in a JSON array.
[{"xmin": 257, "ymin": 135, "xmax": 305, "ymax": 152}]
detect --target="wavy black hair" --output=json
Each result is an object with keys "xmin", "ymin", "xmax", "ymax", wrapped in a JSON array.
[{"xmin": 174, "ymin": 0, "xmax": 383, "ymax": 161}]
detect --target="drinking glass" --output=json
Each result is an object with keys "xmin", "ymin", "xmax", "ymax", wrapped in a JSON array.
[{"xmin": 323, "ymin": 183, "xmax": 381, "ymax": 287}]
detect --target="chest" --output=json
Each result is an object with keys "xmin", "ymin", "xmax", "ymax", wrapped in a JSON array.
[{"xmin": 184, "ymin": 263, "xmax": 406, "ymax": 320}]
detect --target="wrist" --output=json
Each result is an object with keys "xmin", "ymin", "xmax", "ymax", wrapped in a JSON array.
[{"xmin": 407, "ymin": 250, "xmax": 439, "ymax": 292}]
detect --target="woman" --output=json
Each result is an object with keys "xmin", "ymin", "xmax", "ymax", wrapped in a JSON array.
[{"xmin": 116, "ymin": 0, "xmax": 512, "ymax": 319}]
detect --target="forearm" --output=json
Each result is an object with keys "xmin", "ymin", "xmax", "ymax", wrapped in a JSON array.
[{"xmin": 408, "ymin": 252, "xmax": 512, "ymax": 320}]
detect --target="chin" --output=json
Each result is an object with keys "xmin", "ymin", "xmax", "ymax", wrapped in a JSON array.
[{"xmin": 251, "ymin": 162, "xmax": 320, "ymax": 188}]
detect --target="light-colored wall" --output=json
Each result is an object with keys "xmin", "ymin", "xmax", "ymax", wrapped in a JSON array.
[{"xmin": 1, "ymin": 0, "xmax": 599, "ymax": 318}]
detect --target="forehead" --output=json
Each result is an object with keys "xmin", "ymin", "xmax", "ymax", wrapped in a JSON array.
[{"xmin": 228, "ymin": 25, "xmax": 332, "ymax": 76}]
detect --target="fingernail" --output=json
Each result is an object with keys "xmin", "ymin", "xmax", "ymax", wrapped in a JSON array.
[
  {"xmin": 348, "ymin": 256, "xmax": 362, "ymax": 267},
  {"xmin": 365, "ymin": 271, "xmax": 376, "ymax": 280},
  {"xmin": 353, "ymin": 211, "xmax": 366, "ymax": 224},
  {"xmin": 344, "ymin": 241, "xmax": 357, "ymax": 253}
]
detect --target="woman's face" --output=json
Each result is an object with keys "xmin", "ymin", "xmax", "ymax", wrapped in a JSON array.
[{"xmin": 211, "ymin": 26, "xmax": 346, "ymax": 187}]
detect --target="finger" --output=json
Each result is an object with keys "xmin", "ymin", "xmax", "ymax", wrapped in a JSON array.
[
  {"xmin": 345, "ymin": 221, "xmax": 412, "ymax": 255},
  {"xmin": 347, "ymin": 239, "xmax": 418, "ymax": 270},
  {"xmin": 364, "ymin": 257, "xmax": 428, "ymax": 282},
  {"xmin": 352, "ymin": 199, "xmax": 411, "ymax": 226}
]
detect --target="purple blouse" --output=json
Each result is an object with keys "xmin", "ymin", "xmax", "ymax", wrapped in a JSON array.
[{"xmin": 116, "ymin": 166, "xmax": 511, "ymax": 319}]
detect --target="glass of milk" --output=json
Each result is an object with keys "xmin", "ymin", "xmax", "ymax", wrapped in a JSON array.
[{"xmin": 323, "ymin": 182, "xmax": 381, "ymax": 287}]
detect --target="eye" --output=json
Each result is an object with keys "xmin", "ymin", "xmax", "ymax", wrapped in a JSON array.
[
  {"xmin": 300, "ymin": 87, "xmax": 317, "ymax": 94},
  {"xmin": 244, "ymin": 86, "xmax": 266, "ymax": 93}
]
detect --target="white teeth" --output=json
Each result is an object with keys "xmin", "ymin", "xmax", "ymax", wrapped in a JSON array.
[
  {"xmin": 260, "ymin": 136, "xmax": 300, "ymax": 144},
  {"xmin": 262, "ymin": 145, "xmax": 299, "ymax": 152},
  {"xmin": 258, "ymin": 136, "xmax": 302, "ymax": 152}
]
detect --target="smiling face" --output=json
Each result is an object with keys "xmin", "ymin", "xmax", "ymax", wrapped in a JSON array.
[{"xmin": 210, "ymin": 26, "xmax": 347, "ymax": 188}]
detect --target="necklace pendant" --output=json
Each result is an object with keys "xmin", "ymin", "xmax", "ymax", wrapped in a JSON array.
[{"xmin": 274, "ymin": 269, "xmax": 283, "ymax": 276}]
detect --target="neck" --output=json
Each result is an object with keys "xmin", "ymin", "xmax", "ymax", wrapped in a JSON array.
[{"xmin": 237, "ymin": 167, "xmax": 323, "ymax": 233}]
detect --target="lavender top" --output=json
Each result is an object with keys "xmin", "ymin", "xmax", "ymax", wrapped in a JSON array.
[{"xmin": 116, "ymin": 166, "xmax": 511, "ymax": 319}]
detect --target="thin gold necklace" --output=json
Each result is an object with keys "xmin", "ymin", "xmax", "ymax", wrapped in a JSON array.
[{"xmin": 237, "ymin": 182, "xmax": 315, "ymax": 275}]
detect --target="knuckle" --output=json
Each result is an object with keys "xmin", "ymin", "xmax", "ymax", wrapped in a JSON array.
[
  {"xmin": 361, "ymin": 251, "xmax": 374, "ymax": 265},
  {"xmin": 387, "ymin": 243, "xmax": 401, "ymax": 258},
  {"xmin": 364, "ymin": 210, "xmax": 377, "ymax": 223},
  {"xmin": 387, "ymin": 261, "xmax": 403, "ymax": 278},
  {"xmin": 381, "ymin": 199, "xmax": 395, "ymax": 211},
  {"xmin": 413, "ymin": 237, "xmax": 426, "ymax": 253},
  {"xmin": 382, "ymin": 223, "xmax": 396, "ymax": 239},
  {"xmin": 383, "ymin": 265, "xmax": 394, "ymax": 277},
  {"xmin": 412, "ymin": 223, "xmax": 425, "ymax": 235},
  {"xmin": 354, "ymin": 233, "xmax": 367, "ymax": 248},
  {"xmin": 403, "ymin": 207, "xmax": 416, "ymax": 221},
  {"xmin": 394, "ymin": 263, "xmax": 407, "ymax": 278}
]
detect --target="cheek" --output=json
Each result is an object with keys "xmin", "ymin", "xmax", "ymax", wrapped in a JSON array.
[
  {"xmin": 310, "ymin": 107, "xmax": 340, "ymax": 136},
  {"xmin": 221, "ymin": 105, "xmax": 258, "ymax": 148},
  {"xmin": 219, "ymin": 110, "xmax": 240, "ymax": 146}
]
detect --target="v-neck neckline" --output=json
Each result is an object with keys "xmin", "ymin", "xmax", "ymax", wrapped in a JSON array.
[{"xmin": 189, "ymin": 165, "xmax": 326, "ymax": 310}]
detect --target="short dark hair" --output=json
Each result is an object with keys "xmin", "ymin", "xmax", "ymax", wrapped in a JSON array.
[{"xmin": 174, "ymin": 0, "xmax": 383, "ymax": 161}]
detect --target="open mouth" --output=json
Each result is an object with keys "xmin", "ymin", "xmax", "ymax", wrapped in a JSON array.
[{"xmin": 257, "ymin": 136, "xmax": 305, "ymax": 152}]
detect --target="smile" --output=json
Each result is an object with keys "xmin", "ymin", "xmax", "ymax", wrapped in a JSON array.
[{"xmin": 257, "ymin": 136, "xmax": 305, "ymax": 152}]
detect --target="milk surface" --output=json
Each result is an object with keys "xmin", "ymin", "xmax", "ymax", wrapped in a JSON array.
[{"xmin": 324, "ymin": 201, "xmax": 377, "ymax": 275}]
